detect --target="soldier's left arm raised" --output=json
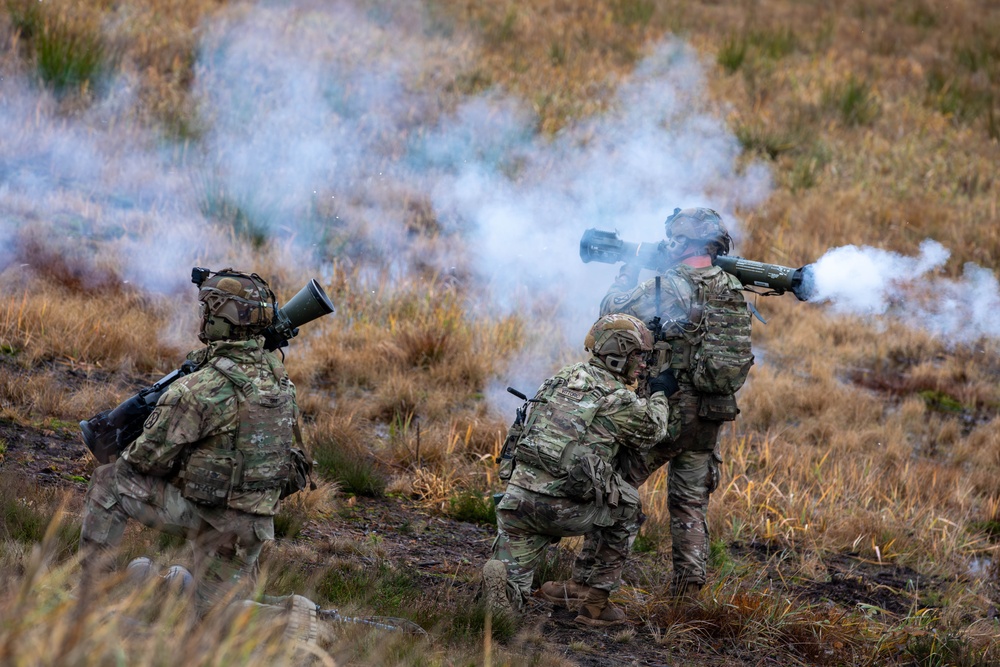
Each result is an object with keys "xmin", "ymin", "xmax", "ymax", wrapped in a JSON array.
[{"xmin": 602, "ymin": 389, "xmax": 673, "ymax": 450}]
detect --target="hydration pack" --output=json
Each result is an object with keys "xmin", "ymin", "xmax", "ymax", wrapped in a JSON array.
[{"xmin": 660, "ymin": 271, "xmax": 753, "ymax": 421}]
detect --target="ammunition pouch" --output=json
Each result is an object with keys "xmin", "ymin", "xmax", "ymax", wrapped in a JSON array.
[
  {"xmin": 697, "ymin": 393, "xmax": 739, "ymax": 422},
  {"xmin": 691, "ymin": 348, "xmax": 754, "ymax": 395},
  {"xmin": 563, "ymin": 453, "xmax": 608, "ymax": 503},
  {"xmin": 178, "ymin": 448, "xmax": 241, "ymax": 507}
]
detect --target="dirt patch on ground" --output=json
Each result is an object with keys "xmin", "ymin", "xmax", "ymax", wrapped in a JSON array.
[{"xmin": 730, "ymin": 540, "xmax": 946, "ymax": 620}]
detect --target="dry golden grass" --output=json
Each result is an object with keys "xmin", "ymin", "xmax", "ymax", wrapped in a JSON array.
[
  {"xmin": 3, "ymin": 0, "xmax": 221, "ymax": 131},
  {"xmin": 1, "ymin": 0, "xmax": 999, "ymax": 664}
]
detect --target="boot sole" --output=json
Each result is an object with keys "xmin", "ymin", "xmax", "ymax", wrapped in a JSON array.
[{"xmin": 482, "ymin": 560, "xmax": 514, "ymax": 615}]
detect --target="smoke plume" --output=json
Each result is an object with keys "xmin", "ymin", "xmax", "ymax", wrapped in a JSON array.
[
  {"xmin": 806, "ymin": 240, "xmax": 1000, "ymax": 343},
  {"xmin": 7, "ymin": 0, "xmax": 994, "ymax": 397}
]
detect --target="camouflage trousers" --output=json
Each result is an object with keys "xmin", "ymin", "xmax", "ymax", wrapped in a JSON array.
[
  {"xmin": 574, "ymin": 388, "xmax": 723, "ymax": 591},
  {"xmin": 81, "ymin": 458, "xmax": 274, "ymax": 613},
  {"xmin": 492, "ymin": 483, "xmax": 640, "ymax": 607}
]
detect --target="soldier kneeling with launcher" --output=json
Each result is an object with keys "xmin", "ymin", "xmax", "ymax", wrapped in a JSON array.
[
  {"xmin": 483, "ymin": 313, "xmax": 678, "ymax": 627},
  {"xmin": 80, "ymin": 268, "xmax": 311, "ymax": 616}
]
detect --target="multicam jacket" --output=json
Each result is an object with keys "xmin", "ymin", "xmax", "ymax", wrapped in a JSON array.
[
  {"xmin": 507, "ymin": 359, "xmax": 672, "ymax": 499},
  {"xmin": 121, "ymin": 338, "xmax": 300, "ymax": 516},
  {"xmin": 600, "ymin": 264, "xmax": 751, "ymax": 391}
]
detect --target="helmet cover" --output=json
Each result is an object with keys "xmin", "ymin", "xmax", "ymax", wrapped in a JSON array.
[
  {"xmin": 198, "ymin": 269, "xmax": 275, "ymax": 331},
  {"xmin": 584, "ymin": 313, "xmax": 654, "ymax": 358},
  {"xmin": 664, "ymin": 207, "xmax": 732, "ymax": 256}
]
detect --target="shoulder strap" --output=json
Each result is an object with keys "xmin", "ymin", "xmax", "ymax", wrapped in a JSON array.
[{"xmin": 209, "ymin": 357, "xmax": 256, "ymax": 399}]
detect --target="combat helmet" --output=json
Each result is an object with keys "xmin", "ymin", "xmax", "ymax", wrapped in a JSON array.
[
  {"xmin": 584, "ymin": 313, "xmax": 654, "ymax": 377},
  {"xmin": 194, "ymin": 268, "xmax": 276, "ymax": 342},
  {"xmin": 664, "ymin": 207, "xmax": 732, "ymax": 257}
]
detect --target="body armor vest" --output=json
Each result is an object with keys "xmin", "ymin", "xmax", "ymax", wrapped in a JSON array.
[{"xmin": 177, "ymin": 357, "xmax": 295, "ymax": 514}]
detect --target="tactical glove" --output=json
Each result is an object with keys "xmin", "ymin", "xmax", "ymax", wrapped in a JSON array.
[{"xmin": 648, "ymin": 368, "xmax": 679, "ymax": 397}]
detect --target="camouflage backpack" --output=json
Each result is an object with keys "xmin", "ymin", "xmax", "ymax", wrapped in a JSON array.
[
  {"xmin": 687, "ymin": 272, "xmax": 754, "ymax": 398},
  {"xmin": 507, "ymin": 367, "xmax": 615, "ymax": 502}
]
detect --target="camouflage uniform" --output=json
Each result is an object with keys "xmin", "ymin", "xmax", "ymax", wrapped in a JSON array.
[
  {"xmin": 491, "ymin": 358, "xmax": 672, "ymax": 608},
  {"xmin": 573, "ymin": 263, "xmax": 745, "ymax": 591},
  {"xmin": 80, "ymin": 338, "xmax": 301, "ymax": 612}
]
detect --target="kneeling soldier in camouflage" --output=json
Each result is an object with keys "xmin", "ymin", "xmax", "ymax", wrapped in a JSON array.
[
  {"xmin": 80, "ymin": 268, "xmax": 306, "ymax": 615},
  {"xmin": 483, "ymin": 313, "xmax": 678, "ymax": 627}
]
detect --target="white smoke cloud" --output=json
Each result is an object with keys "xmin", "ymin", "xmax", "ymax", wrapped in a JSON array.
[
  {"xmin": 0, "ymin": 75, "xmax": 231, "ymax": 296},
  {"xmin": 5, "ymin": 0, "xmax": 998, "ymax": 404},
  {"xmin": 424, "ymin": 39, "xmax": 772, "ymax": 321},
  {"xmin": 806, "ymin": 240, "xmax": 1000, "ymax": 342},
  {"xmin": 0, "ymin": 0, "xmax": 775, "ymax": 395},
  {"xmin": 185, "ymin": 4, "xmax": 773, "ymax": 385}
]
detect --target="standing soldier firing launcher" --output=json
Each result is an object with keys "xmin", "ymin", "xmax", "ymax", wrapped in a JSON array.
[
  {"xmin": 80, "ymin": 268, "xmax": 312, "ymax": 614},
  {"xmin": 549, "ymin": 207, "xmax": 755, "ymax": 602},
  {"xmin": 483, "ymin": 314, "xmax": 679, "ymax": 627}
]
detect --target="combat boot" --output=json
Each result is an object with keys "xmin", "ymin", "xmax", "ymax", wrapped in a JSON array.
[
  {"xmin": 669, "ymin": 580, "xmax": 703, "ymax": 602},
  {"xmin": 125, "ymin": 557, "xmax": 159, "ymax": 586},
  {"xmin": 283, "ymin": 594, "xmax": 320, "ymax": 647},
  {"xmin": 574, "ymin": 588, "xmax": 626, "ymax": 628},
  {"xmin": 539, "ymin": 580, "xmax": 592, "ymax": 608},
  {"xmin": 482, "ymin": 559, "xmax": 515, "ymax": 615}
]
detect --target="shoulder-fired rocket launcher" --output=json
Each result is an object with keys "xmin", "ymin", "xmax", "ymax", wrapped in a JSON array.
[{"xmin": 579, "ymin": 228, "xmax": 815, "ymax": 301}]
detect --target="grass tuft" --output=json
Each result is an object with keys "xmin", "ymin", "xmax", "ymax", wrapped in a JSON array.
[
  {"xmin": 827, "ymin": 75, "xmax": 879, "ymax": 126},
  {"xmin": 717, "ymin": 33, "xmax": 747, "ymax": 74},
  {"xmin": 0, "ymin": 472, "xmax": 79, "ymax": 559},
  {"xmin": 611, "ymin": 0, "xmax": 654, "ymax": 28},
  {"xmin": 314, "ymin": 441, "xmax": 386, "ymax": 498},
  {"xmin": 735, "ymin": 122, "xmax": 800, "ymax": 159},
  {"xmin": 447, "ymin": 490, "xmax": 496, "ymax": 525},
  {"xmin": 35, "ymin": 16, "xmax": 108, "ymax": 94},
  {"xmin": 198, "ymin": 187, "xmax": 271, "ymax": 249}
]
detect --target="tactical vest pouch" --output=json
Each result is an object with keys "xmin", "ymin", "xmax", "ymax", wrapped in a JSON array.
[
  {"xmin": 563, "ymin": 453, "xmax": 608, "ymax": 503},
  {"xmin": 179, "ymin": 448, "xmax": 242, "ymax": 507},
  {"xmin": 689, "ymin": 290, "xmax": 754, "ymax": 395},
  {"xmin": 697, "ymin": 393, "xmax": 739, "ymax": 422},
  {"xmin": 608, "ymin": 472, "xmax": 641, "ymax": 521}
]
